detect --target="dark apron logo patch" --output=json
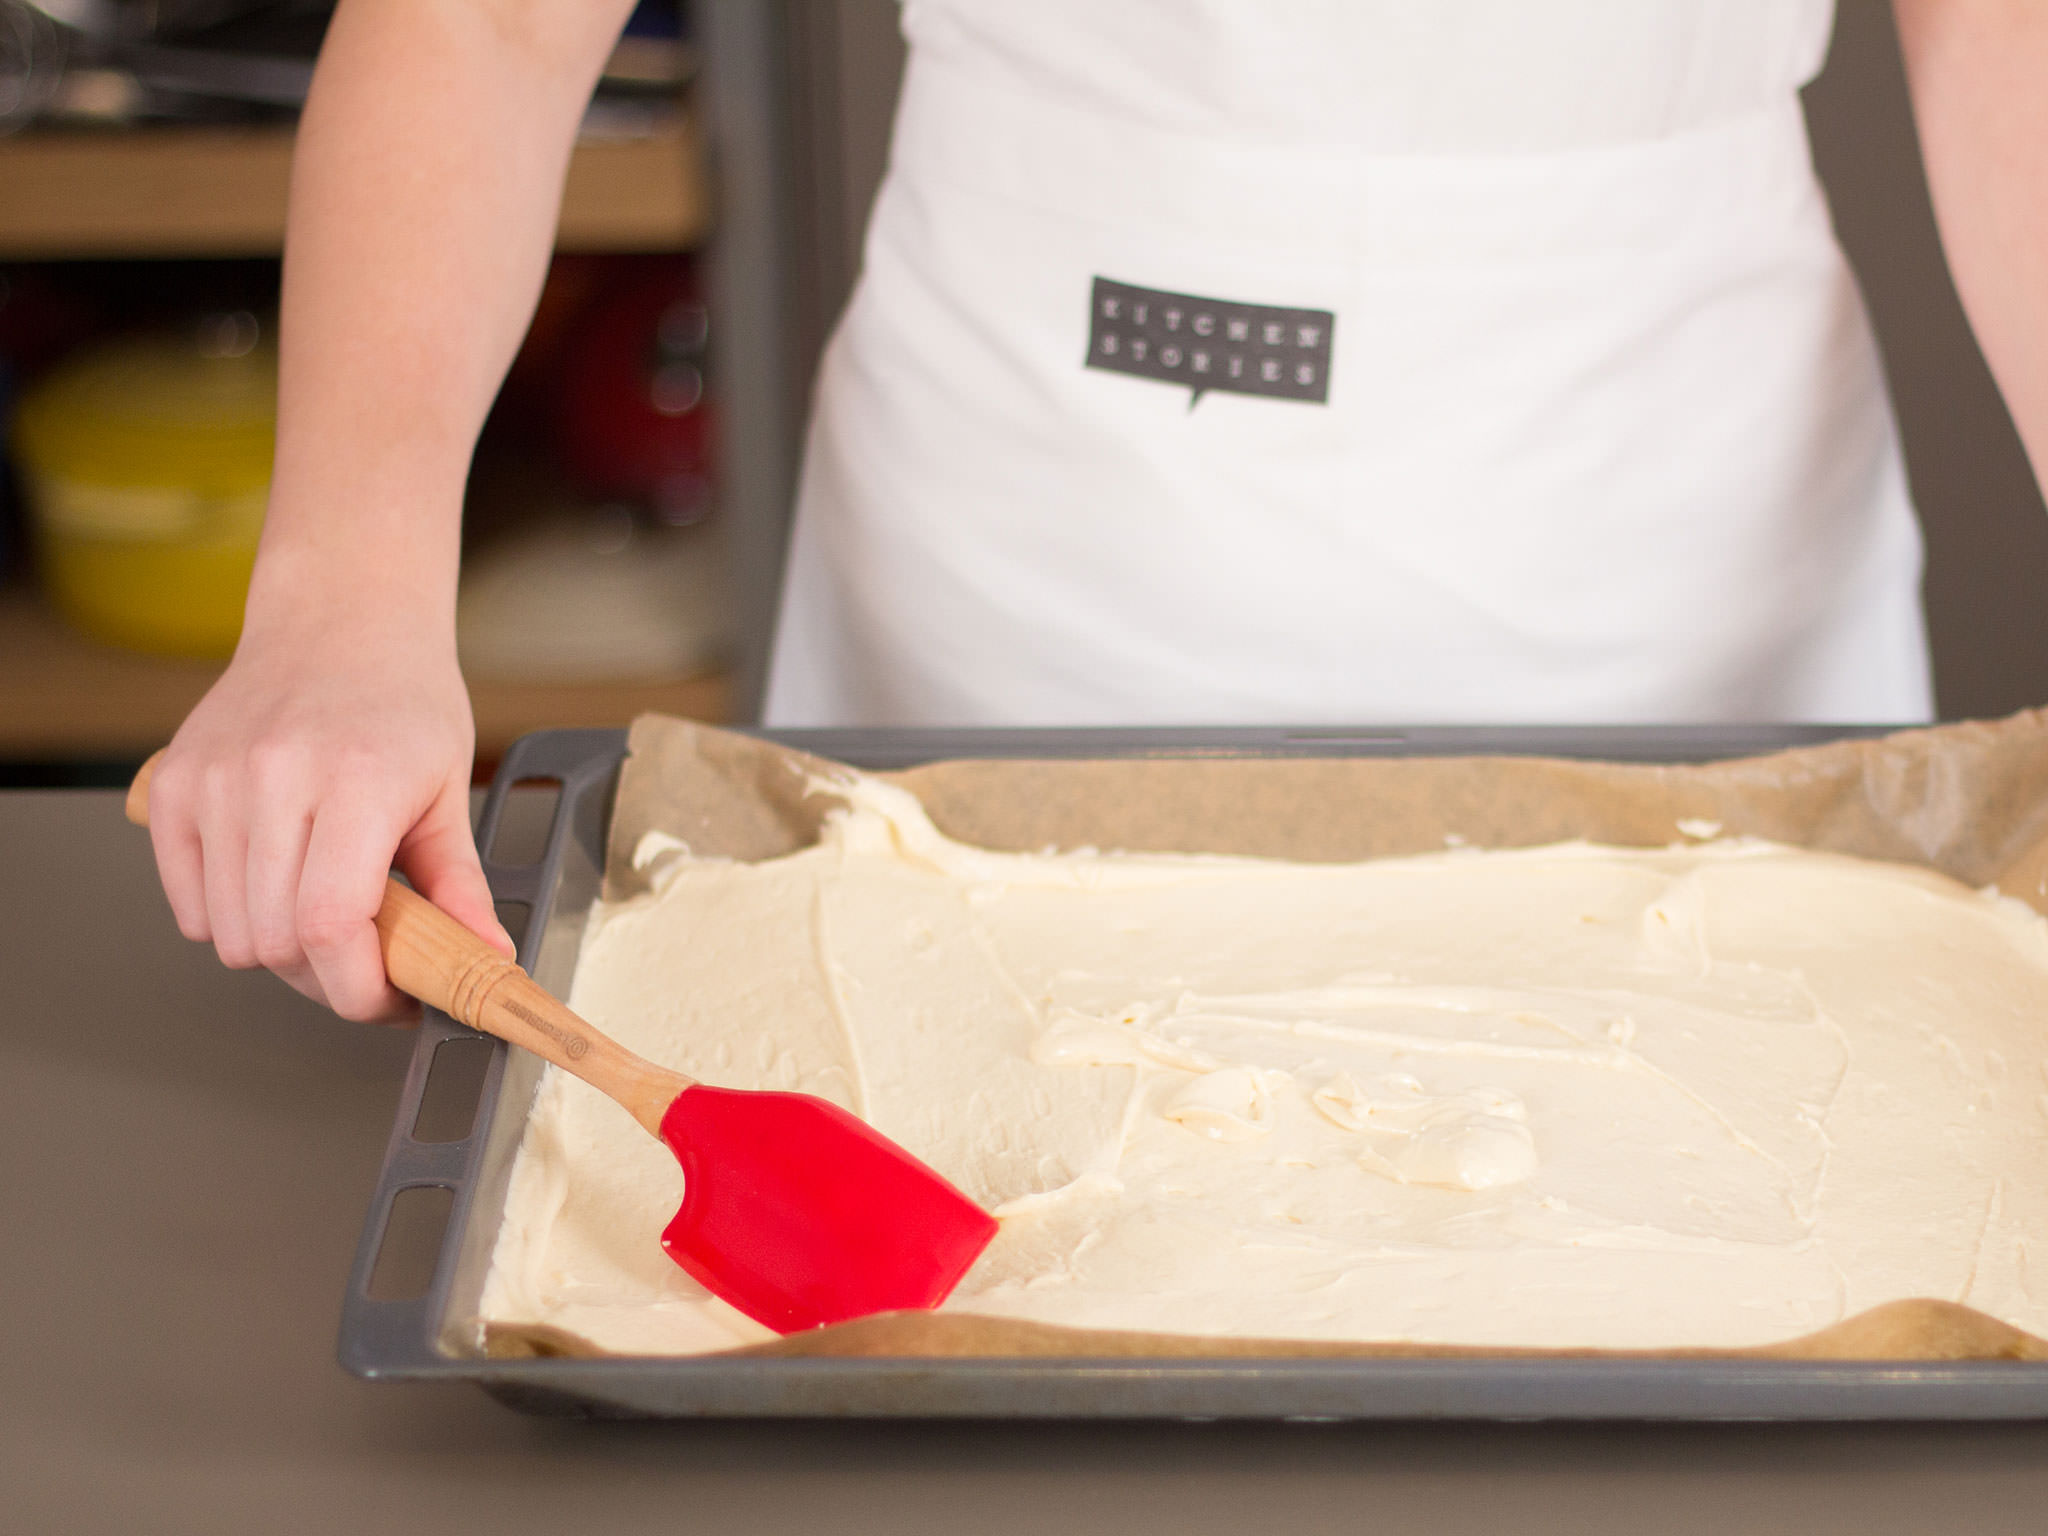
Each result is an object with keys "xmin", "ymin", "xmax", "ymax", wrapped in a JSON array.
[{"xmin": 1086, "ymin": 277, "xmax": 1334, "ymax": 406}]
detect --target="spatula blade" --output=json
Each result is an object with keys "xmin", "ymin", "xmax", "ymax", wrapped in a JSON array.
[{"xmin": 658, "ymin": 1085, "xmax": 1000, "ymax": 1334}]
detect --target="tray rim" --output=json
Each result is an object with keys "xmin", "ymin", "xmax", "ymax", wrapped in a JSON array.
[{"xmin": 337, "ymin": 721, "xmax": 2048, "ymax": 1420}]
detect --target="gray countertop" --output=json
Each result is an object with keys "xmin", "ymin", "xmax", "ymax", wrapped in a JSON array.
[{"xmin": 7, "ymin": 788, "xmax": 2048, "ymax": 1535}]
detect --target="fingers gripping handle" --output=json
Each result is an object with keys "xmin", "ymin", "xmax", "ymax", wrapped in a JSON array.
[
  {"xmin": 375, "ymin": 881, "xmax": 533, "ymax": 1026},
  {"xmin": 125, "ymin": 750, "xmax": 691, "ymax": 1137}
]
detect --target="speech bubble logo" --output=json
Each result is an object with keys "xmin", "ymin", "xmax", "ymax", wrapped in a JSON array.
[{"xmin": 1085, "ymin": 277, "xmax": 1335, "ymax": 410}]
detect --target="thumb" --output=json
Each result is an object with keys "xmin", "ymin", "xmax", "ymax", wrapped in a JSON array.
[{"xmin": 395, "ymin": 782, "xmax": 517, "ymax": 959}]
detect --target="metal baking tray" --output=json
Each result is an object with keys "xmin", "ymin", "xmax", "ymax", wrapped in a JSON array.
[{"xmin": 339, "ymin": 724, "xmax": 2048, "ymax": 1420}]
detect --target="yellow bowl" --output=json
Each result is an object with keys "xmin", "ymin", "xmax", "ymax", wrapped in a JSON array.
[{"xmin": 15, "ymin": 327, "xmax": 276, "ymax": 659}]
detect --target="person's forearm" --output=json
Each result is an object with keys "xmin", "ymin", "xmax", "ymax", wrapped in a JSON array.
[
  {"xmin": 1893, "ymin": 0, "xmax": 2048, "ymax": 491},
  {"xmin": 251, "ymin": 0, "xmax": 637, "ymax": 631}
]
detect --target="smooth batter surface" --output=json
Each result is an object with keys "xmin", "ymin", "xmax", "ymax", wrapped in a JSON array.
[{"xmin": 478, "ymin": 778, "xmax": 2048, "ymax": 1355}]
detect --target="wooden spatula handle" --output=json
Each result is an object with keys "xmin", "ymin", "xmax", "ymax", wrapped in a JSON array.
[
  {"xmin": 126, "ymin": 750, "xmax": 692, "ymax": 1137},
  {"xmin": 373, "ymin": 881, "xmax": 692, "ymax": 1134}
]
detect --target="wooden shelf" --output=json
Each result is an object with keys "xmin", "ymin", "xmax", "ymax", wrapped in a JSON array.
[
  {"xmin": 0, "ymin": 110, "xmax": 707, "ymax": 259},
  {"xmin": 0, "ymin": 584, "xmax": 729, "ymax": 760}
]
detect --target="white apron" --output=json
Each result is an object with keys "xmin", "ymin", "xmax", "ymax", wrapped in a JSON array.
[{"xmin": 764, "ymin": 0, "xmax": 1932, "ymax": 727}]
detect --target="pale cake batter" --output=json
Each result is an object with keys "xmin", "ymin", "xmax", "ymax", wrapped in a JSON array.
[{"xmin": 478, "ymin": 776, "xmax": 2048, "ymax": 1355}]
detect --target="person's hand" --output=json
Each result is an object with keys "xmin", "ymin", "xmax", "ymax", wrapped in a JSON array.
[
  {"xmin": 137, "ymin": 0, "xmax": 636, "ymax": 1021},
  {"xmin": 145, "ymin": 598, "xmax": 512, "ymax": 1023}
]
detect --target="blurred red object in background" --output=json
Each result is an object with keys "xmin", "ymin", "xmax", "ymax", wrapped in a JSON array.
[{"xmin": 552, "ymin": 256, "xmax": 716, "ymax": 526}]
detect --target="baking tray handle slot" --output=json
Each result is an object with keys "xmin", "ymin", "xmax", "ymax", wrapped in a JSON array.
[
  {"xmin": 475, "ymin": 728, "xmax": 623, "ymax": 935},
  {"xmin": 340, "ymin": 1177, "xmax": 457, "ymax": 1375},
  {"xmin": 341, "ymin": 1006, "xmax": 492, "ymax": 1374}
]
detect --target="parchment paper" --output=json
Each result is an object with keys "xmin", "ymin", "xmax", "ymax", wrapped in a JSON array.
[{"xmin": 490, "ymin": 709, "xmax": 2048, "ymax": 1363}]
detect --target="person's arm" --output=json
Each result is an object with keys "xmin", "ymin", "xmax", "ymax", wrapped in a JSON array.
[
  {"xmin": 148, "ymin": 0, "xmax": 637, "ymax": 1021},
  {"xmin": 1892, "ymin": 0, "xmax": 2048, "ymax": 488}
]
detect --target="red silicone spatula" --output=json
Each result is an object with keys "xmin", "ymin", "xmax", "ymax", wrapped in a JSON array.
[{"xmin": 127, "ymin": 756, "xmax": 998, "ymax": 1334}]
